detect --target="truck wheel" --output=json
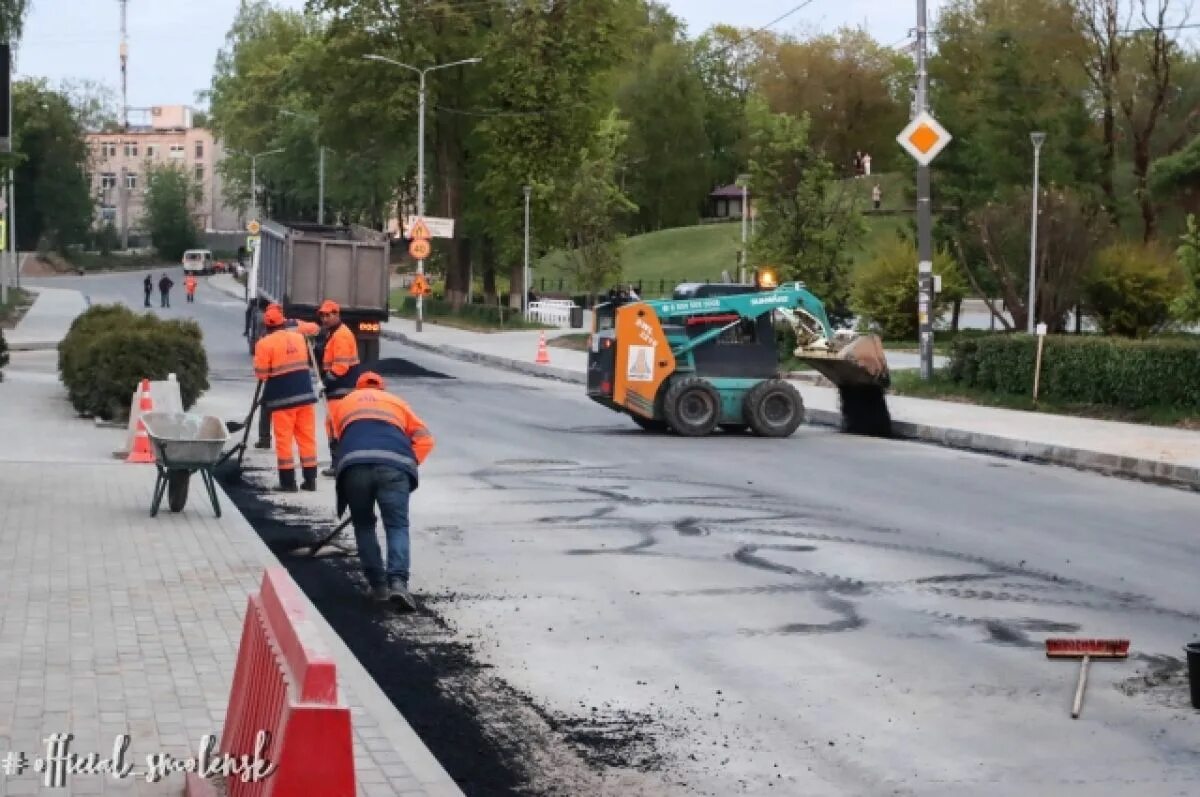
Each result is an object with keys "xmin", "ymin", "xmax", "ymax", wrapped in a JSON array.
[
  {"xmin": 359, "ymin": 337, "xmax": 380, "ymax": 364},
  {"xmin": 631, "ymin": 415, "xmax": 669, "ymax": 433},
  {"xmin": 663, "ymin": 377, "xmax": 721, "ymax": 437},
  {"xmin": 745, "ymin": 379, "xmax": 804, "ymax": 438}
]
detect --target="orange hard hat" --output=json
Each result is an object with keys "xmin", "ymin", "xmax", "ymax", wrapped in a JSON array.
[
  {"xmin": 356, "ymin": 372, "xmax": 385, "ymax": 390},
  {"xmin": 263, "ymin": 304, "xmax": 285, "ymax": 327},
  {"xmin": 318, "ymin": 300, "xmax": 340, "ymax": 315}
]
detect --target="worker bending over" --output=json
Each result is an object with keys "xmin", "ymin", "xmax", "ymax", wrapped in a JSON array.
[
  {"xmin": 253, "ymin": 304, "xmax": 320, "ymax": 492},
  {"xmin": 317, "ymin": 300, "xmax": 360, "ymax": 477},
  {"xmin": 330, "ymin": 372, "xmax": 434, "ymax": 609}
]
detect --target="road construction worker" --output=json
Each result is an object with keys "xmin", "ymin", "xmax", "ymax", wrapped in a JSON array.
[
  {"xmin": 316, "ymin": 300, "xmax": 360, "ymax": 477},
  {"xmin": 253, "ymin": 304, "xmax": 320, "ymax": 492},
  {"xmin": 330, "ymin": 371, "xmax": 434, "ymax": 608},
  {"xmin": 253, "ymin": 309, "xmax": 319, "ymax": 450},
  {"xmin": 184, "ymin": 274, "xmax": 198, "ymax": 303}
]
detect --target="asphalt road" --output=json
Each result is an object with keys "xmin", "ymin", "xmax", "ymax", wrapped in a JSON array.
[{"xmin": 34, "ymin": 270, "xmax": 1200, "ymax": 796}]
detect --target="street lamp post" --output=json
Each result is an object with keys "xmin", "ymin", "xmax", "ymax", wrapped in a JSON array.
[
  {"xmin": 363, "ymin": 54, "xmax": 482, "ymax": 332},
  {"xmin": 523, "ymin": 185, "xmax": 532, "ymax": 316},
  {"xmin": 280, "ymin": 110, "xmax": 325, "ymax": 225},
  {"xmin": 737, "ymin": 174, "xmax": 750, "ymax": 283},
  {"xmin": 1028, "ymin": 131, "xmax": 1046, "ymax": 334},
  {"xmin": 246, "ymin": 148, "xmax": 284, "ymax": 222}
]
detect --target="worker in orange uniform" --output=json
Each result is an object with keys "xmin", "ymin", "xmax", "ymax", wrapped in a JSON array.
[
  {"xmin": 254, "ymin": 310, "xmax": 319, "ymax": 450},
  {"xmin": 184, "ymin": 274, "xmax": 198, "ymax": 303},
  {"xmin": 316, "ymin": 300, "xmax": 361, "ymax": 477},
  {"xmin": 253, "ymin": 304, "xmax": 320, "ymax": 492},
  {"xmin": 330, "ymin": 372, "xmax": 434, "ymax": 608}
]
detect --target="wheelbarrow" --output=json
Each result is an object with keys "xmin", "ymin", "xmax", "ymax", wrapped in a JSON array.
[{"xmin": 141, "ymin": 412, "xmax": 230, "ymax": 517}]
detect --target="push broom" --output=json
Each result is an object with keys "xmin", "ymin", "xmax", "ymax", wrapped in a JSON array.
[{"xmin": 1045, "ymin": 637, "xmax": 1130, "ymax": 718}]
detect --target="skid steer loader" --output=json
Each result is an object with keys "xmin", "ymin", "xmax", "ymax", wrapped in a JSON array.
[{"xmin": 585, "ymin": 273, "xmax": 891, "ymax": 438}]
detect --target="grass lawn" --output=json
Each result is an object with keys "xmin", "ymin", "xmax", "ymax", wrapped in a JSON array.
[
  {"xmin": 388, "ymin": 289, "xmax": 551, "ymax": 332},
  {"xmin": 889, "ymin": 370, "xmax": 1200, "ymax": 430},
  {"xmin": 0, "ymin": 287, "xmax": 34, "ymax": 328}
]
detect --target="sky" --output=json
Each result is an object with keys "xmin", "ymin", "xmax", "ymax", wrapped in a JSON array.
[{"xmin": 14, "ymin": 1, "xmax": 943, "ymax": 112}]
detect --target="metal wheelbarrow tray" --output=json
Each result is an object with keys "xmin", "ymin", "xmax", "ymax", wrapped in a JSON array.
[{"xmin": 140, "ymin": 412, "xmax": 230, "ymax": 517}]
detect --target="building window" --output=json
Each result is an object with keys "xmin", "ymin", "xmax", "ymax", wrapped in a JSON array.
[
  {"xmin": 169, "ymin": 145, "xmax": 185, "ymax": 158},
  {"xmin": 194, "ymin": 165, "xmax": 205, "ymax": 183},
  {"xmin": 194, "ymin": 141, "xmax": 204, "ymax": 159},
  {"xmin": 126, "ymin": 172, "xmax": 137, "ymax": 190},
  {"xmin": 102, "ymin": 142, "xmax": 117, "ymax": 158},
  {"xmin": 100, "ymin": 207, "xmax": 117, "ymax": 222},
  {"xmin": 124, "ymin": 142, "xmax": 138, "ymax": 157},
  {"xmin": 146, "ymin": 144, "xmax": 157, "ymax": 158},
  {"xmin": 100, "ymin": 173, "xmax": 117, "ymax": 189}
]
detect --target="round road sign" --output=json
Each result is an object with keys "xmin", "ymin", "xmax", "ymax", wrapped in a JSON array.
[
  {"xmin": 247, "ymin": 220, "xmax": 261, "ymax": 236},
  {"xmin": 409, "ymin": 239, "xmax": 432, "ymax": 259}
]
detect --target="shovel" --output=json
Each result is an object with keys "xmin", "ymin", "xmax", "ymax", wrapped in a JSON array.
[
  {"xmin": 1045, "ymin": 637, "xmax": 1130, "ymax": 718},
  {"xmin": 214, "ymin": 381, "xmax": 263, "ymax": 476}
]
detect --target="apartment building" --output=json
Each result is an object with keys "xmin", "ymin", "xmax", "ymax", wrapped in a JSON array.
[{"xmin": 86, "ymin": 105, "xmax": 243, "ymax": 241}]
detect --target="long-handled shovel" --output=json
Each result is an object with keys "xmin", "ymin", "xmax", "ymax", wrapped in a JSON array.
[
  {"xmin": 215, "ymin": 381, "xmax": 263, "ymax": 474},
  {"xmin": 297, "ymin": 516, "xmax": 353, "ymax": 558},
  {"xmin": 1045, "ymin": 637, "xmax": 1130, "ymax": 718}
]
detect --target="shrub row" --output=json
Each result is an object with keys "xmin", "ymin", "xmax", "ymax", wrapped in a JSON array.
[
  {"xmin": 948, "ymin": 334, "xmax": 1200, "ymax": 409},
  {"xmin": 58, "ymin": 304, "xmax": 210, "ymax": 421}
]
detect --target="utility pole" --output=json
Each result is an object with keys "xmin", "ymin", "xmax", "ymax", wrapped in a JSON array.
[
  {"xmin": 362, "ymin": 54, "xmax": 482, "ymax": 332},
  {"xmin": 119, "ymin": 0, "xmax": 128, "ymax": 130},
  {"xmin": 318, "ymin": 145, "xmax": 325, "ymax": 225},
  {"xmin": 523, "ymin": 185, "xmax": 531, "ymax": 316},
  {"xmin": 738, "ymin": 174, "xmax": 749, "ymax": 283},
  {"xmin": 119, "ymin": 166, "xmax": 129, "ymax": 250},
  {"xmin": 1028, "ymin": 132, "xmax": 1046, "ymax": 334},
  {"xmin": 915, "ymin": 0, "xmax": 933, "ymax": 381}
]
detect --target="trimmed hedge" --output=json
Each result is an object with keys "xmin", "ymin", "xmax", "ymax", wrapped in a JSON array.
[
  {"xmin": 948, "ymin": 334, "xmax": 1200, "ymax": 410},
  {"xmin": 0, "ymin": 328, "xmax": 8, "ymax": 381},
  {"xmin": 57, "ymin": 304, "xmax": 210, "ymax": 421}
]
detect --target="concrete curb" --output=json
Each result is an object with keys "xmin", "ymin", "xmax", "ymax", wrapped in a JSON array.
[{"xmin": 384, "ymin": 333, "xmax": 1200, "ymax": 492}]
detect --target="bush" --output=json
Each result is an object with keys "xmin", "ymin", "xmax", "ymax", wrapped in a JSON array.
[
  {"xmin": 0, "ymin": 328, "xmax": 8, "ymax": 381},
  {"xmin": 948, "ymin": 334, "xmax": 1200, "ymax": 410},
  {"xmin": 1083, "ymin": 242, "xmax": 1184, "ymax": 338},
  {"xmin": 57, "ymin": 304, "xmax": 209, "ymax": 420},
  {"xmin": 850, "ymin": 236, "xmax": 964, "ymax": 340}
]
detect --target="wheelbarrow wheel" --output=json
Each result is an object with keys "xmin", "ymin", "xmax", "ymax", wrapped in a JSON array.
[{"xmin": 167, "ymin": 470, "xmax": 190, "ymax": 513}]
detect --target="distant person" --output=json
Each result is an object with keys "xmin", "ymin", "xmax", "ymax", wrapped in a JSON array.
[
  {"xmin": 862, "ymin": 152, "xmax": 872, "ymax": 177},
  {"xmin": 143, "ymin": 275, "xmax": 152, "ymax": 308},
  {"xmin": 853, "ymin": 150, "xmax": 864, "ymax": 178},
  {"xmin": 872, "ymin": 183, "xmax": 882, "ymax": 211},
  {"xmin": 158, "ymin": 273, "xmax": 174, "ymax": 308},
  {"xmin": 184, "ymin": 274, "xmax": 197, "ymax": 303},
  {"xmin": 626, "ymin": 284, "xmax": 640, "ymax": 301}
]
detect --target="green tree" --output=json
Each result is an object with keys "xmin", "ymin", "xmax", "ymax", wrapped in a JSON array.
[
  {"xmin": 1172, "ymin": 214, "xmax": 1200, "ymax": 324},
  {"xmin": 552, "ymin": 111, "xmax": 637, "ymax": 300},
  {"xmin": 617, "ymin": 40, "xmax": 711, "ymax": 231},
  {"xmin": 1084, "ymin": 241, "xmax": 1183, "ymax": 337},
  {"xmin": 851, "ymin": 235, "xmax": 965, "ymax": 339},
  {"xmin": 0, "ymin": 0, "xmax": 30, "ymax": 41},
  {"xmin": 745, "ymin": 96, "xmax": 864, "ymax": 321},
  {"xmin": 11, "ymin": 80, "xmax": 93, "ymax": 252},
  {"xmin": 692, "ymin": 25, "xmax": 761, "ymax": 187},
  {"xmin": 142, "ymin": 164, "xmax": 201, "ymax": 261}
]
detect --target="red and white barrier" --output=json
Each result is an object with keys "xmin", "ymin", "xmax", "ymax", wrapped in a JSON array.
[{"xmin": 187, "ymin": 567, "xmax": 355, "ymax": 796}]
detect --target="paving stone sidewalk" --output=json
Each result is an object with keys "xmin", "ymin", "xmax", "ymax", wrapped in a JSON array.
[{"xmin": 0, "ymin": 350, "xmax": 463, "ymax": 796}]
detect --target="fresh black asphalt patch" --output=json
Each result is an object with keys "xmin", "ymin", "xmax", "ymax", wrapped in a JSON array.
[{"xmin": 218, "ymin": 467, "xmax": 669, "ymax": 796}]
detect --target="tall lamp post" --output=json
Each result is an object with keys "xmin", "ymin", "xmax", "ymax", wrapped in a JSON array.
[
  {"xmin": 737, "ymin": 174, "xmax": 750, "ymax": 283},
  {"xmin": 243, "ymin": 148, "xmax": 284, "ymax": 222},
  {"xmin": 362, "ymin": 54, "xmax": 482, "ymax": 332},
  {"xmin": 523, "ymin": 185, "xmax": 532, "ymax": 316},
  {"xmin": 1028, "ymin": 131, "xmax": 1046, "ymax": 334},
  {"xmin": 280, "ymin": 110, "xmax": 326, "ymax": 225}
]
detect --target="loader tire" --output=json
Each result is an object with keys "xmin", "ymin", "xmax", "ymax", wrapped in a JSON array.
[
  {"xmin": 631, "ymin": 415, "xmax": 669, "ymax": 433},
  {"xmin": 663, "ymin": 377, "xmax": 721, "ymax": 437},
  {"xmin": 745, "ymin": 379, "xmax": 804, "ymax": 438}
]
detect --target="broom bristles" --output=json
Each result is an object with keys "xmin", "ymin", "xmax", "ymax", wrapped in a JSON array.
[{"xmin": 1045, "ymin": 638, "xmax": 1130, "ymax": 658}]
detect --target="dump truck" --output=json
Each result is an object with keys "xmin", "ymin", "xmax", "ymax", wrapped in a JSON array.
[
  {"xmin": 245, "ymin": 221, "xmax": 391, "ymax": 363},
  {"xmin": 585, "ymin": 272, "xmax": 892, "ymax": 437}
]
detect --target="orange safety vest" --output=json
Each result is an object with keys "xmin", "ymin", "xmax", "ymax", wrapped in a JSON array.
[
  {"xmin": 322, "ymin": 323, "xmax": 361, "ymax": 398},
  {"xmin": 184, "ymin": 277, "xmax": 197, "ymax": 293},
  {"xmin": 253, "ymin": 328, "xmax": 317, "ymax": 410}
]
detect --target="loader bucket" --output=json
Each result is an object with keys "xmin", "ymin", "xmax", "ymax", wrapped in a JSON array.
[{"xmin": 795, "ymin": 334, "xmax": 893, "ymax": 438}]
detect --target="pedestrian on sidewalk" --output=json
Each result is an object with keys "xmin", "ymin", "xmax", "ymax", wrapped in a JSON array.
[
  {"xmin": 143, "ymin": 275, "xmax": 153, "ymax": 307},
  {"xmin": 316, "ymin": 300, "xmax": 360, "ymax": 478},
  {"xmin": 253, "ymin": 304, "xmax": 320, "ymax": 492},
  {"xmin": 158, "ymin": 273, "xmax": 174, "ymax": 308},
  {"xmin": 872, "ymin": 183, "xmax": 882, "ymax": 211},
  {"xmin": 330, "ymin": 371, "xmax": 435, "ymax": 609},
  {"xmin": 184, "ymin": 274, "xmax": 198, "ymax": 303}
]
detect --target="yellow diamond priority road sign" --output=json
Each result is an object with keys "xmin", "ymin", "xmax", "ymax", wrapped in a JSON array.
[{"xmin": 897, "ymin": 111, "xmax": 952, "ymax": 166}]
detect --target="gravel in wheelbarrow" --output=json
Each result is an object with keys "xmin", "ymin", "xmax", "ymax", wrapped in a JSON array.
[{"xmin": 140, "ymin": 412, "xmax": 230, "ymax": 517}]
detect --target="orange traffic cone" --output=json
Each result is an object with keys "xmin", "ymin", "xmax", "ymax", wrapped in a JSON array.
[
  {"xmin": 126, "ymin": 379, "xmax": 156, "ymax": 464},
  {"xmin": 535, "ymin": 332, "xmax": 551, "ymax": 365}
]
